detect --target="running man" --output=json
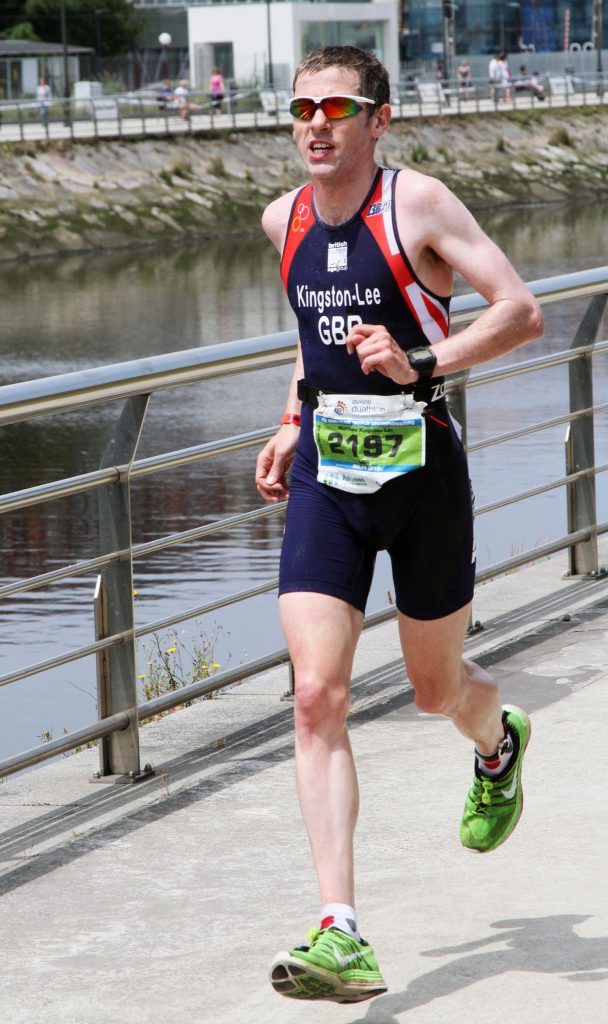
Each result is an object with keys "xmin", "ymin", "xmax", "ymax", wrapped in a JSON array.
[{"xmin": 255, "ymin": 45, "xmax": 543, "ymax": 1004}]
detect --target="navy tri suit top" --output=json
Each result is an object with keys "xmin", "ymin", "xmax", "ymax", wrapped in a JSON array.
[{"xmin": 280, "ymin": 165, "xmax": 451, "ymax": 396}]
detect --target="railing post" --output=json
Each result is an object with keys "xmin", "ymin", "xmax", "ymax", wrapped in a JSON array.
[
  {"xmin": 565, "ymin": 293, "xmax": 607, "ymax": 575},
  {"xmin": 93, "ymin": 393, "xmax": 154, "ymax": 783},
  {"xmin": 281, "ymin": 660, "xmax": 295, "ymax": 701}
]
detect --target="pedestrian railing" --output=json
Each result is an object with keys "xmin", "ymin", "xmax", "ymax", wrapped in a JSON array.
[
  {"xmin": 0, "ymin": 267, "xmax": 607, "ymax": 781},
  {"xmin": 0, "ymin": 72, "xmax": 606, "ymax": 144}
]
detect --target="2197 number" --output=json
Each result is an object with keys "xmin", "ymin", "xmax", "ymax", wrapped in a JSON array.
[{"xmin": 326, "ymin": 431, "xmax": 403, "ymax": 459}]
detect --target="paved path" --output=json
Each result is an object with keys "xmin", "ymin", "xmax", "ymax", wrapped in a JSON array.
[{"xmin": 1, "ymin": 542, "xmax": 608, "ymax": 1023}]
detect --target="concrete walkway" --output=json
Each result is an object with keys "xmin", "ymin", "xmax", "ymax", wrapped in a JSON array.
[{"xmin": 1, "ymin": 542, "xmax": 608, "ymax": 1023}]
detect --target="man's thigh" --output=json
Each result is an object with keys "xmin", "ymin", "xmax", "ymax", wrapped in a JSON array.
[
  {"xmin": 279, "ymin": 459, "xmax": 376, "ymax": 614},
  {"xmin": 280, "ymin": 592, "xmax": 364, "ymax": 686},
  {"xmin": 398, "ymin": 602, "xmax": 471, "ymax": 692}
]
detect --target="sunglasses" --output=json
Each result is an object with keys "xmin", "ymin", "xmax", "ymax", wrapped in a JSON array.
[{"xmin": 289, "ymin": 94, "xmax": 376, "ymax": 121}]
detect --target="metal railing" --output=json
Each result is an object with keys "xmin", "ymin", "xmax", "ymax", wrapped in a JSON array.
[
  {"xmin": 0, "ymin": 267, "xmax": 607, "ymax": 781},
  {"xmin": 1, "ymin": 72, "xmax": 606, "ymax": 144}
]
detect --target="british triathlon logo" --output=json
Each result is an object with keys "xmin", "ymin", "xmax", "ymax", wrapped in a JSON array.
[
  {"xmin": 292, "ymin": 202, "xmax": 310, "ymax": 233},
  {"xmin": 367, "ymin": 200, "xmax": 392, "ymax": 217},
  {"xmin": 327, "ymin": 241, "xmax": 348, "ymax": 273},
  {"xmin": 333, "ymin": 400, "xmax": 347, "ymax": 415}
]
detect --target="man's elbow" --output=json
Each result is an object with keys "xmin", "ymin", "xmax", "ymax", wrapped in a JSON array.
[{"xmin": 523, "ymin": 295, "xmax": 544, "ymax": 341}]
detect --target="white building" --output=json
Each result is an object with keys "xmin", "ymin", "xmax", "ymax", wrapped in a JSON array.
[{"xmin": 186, "ymin": 1, "xmax": 399, "ymax": 92}]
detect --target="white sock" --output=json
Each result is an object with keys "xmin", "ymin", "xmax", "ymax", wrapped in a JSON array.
[
  {"xmin": 321, "ymin": 903, "xmax": 361, "ymax": 941},
  {"xmin": 476, "ymin": 726, "xmax": 514, "ymax": 778}
]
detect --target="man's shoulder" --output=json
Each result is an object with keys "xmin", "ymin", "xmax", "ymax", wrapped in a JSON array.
[
  {"xmin": 395, "ymin": 168, "xmax": 451, "ymax": 206},
  {"xmin": 262, "ymin": 186, "xmax": 305, "ymax": 249},
  {"xmin": 263, "ymin": 185, "xmax": 305, "ymax": 219}
]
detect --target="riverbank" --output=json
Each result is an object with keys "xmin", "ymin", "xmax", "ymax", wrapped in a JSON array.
[{"xmin": 1, "ymin": 107, "xmax": 608, "ymax": 262}]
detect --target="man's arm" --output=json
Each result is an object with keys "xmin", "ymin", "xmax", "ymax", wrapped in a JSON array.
[
  {"xmin": 345, "ymin": 175, "xmax": 543, "ymax": 385},
  {"xmin": 255, "ymin": 341, "xmax": 303, "ymax": 503},
  {"xmin": 255, "ymin": 189, "xmax": 304, "ymax": 503},
  {"xmin": 418, "ymin": 178, "xmax": 544, "ymax": 375}
]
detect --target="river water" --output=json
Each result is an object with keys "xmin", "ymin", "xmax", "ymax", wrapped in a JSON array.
[{"xmin": 1, "ymin": 200, "xmax": 607, "ymax": 760}]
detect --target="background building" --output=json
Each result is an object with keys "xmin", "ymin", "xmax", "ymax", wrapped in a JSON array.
[
  {"xmin": 0, "ymin": 40, "xmax": 92, "ymax": 100},
  {"xmin": 403, "ymin": 0, "xmax": 607, "ymax": 62},
  {"xmin": 185, "ymin": 0, "xmax": 399, "ymax": 89}
]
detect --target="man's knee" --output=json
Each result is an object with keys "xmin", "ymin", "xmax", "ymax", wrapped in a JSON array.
[
  {"xmin": 294, "ymin": 670, "xmax": 349, "ymax": 733},
  {"xmin": 409, "ymin": 664, "xmax": 461, "ymax": 717}
]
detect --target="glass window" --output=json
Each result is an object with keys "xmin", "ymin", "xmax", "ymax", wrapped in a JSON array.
[{"xmin": 301, "ymin": 21, "xmax": 384, "ymax": 60}]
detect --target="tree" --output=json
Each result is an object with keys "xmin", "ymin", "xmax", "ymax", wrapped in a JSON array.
[
  {"xmin": 0, "ymin": 2, "xmax": 28, "ymax": 37},
  {"xmin": 3, "ymin": 22, "xmax": 41, "ymax": 42},
  {"xmin": 23, "ymin": 0, "xmax": 147, "ymax": 55}
]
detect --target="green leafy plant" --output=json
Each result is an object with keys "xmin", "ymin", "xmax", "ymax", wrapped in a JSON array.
[
  {"xmin": 410, "ymin": 143, "xmax": 429, "ymax": 164},
  {"xmin": 139, "ymin": 621, "xmax": 228, "ymax": 715},
  {"xmin": 548, "ymin": 127, "xmax": 574, "ymax": 147},
  {"xmin": 208, "ymin": 156, "xmax": 227, "ymax": 177}
]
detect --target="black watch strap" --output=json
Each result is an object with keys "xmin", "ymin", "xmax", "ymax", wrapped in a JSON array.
[{"xmin": 406, "ymin": 346, "xmax": 437, "ymax": 382}]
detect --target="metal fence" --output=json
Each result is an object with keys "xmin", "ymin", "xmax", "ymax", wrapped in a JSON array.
[
  {"xmin": 0, "ymin": 267, "xmax": 607, "ymax": 782},
  {"xmin": 0, "ymin": 71, "xmax": 606, "ymax": 144}
]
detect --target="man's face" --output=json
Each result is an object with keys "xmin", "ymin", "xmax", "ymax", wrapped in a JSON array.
[{"xmin": 291, "ymin": 66, "xmax": 383, "ymax": 183}]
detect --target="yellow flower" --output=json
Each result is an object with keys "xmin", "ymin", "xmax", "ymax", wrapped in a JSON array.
[
  {"xmin": 132, "ymin": 590, "xmax": 139, "ymax": 597},
  {"xmin": 212, "ymin": 663, "xmax": 220, "ymax": 669},
  {"xmin": 167, "ymin": 647, "xmax": 176, "ymax": 654},
  {"xmin": 139, "ymin": 673, "xmax": 146, "ymax": 679},
  {"xmin": 201, "ymin": 664, "xmax": 208, "ymax": 670}
]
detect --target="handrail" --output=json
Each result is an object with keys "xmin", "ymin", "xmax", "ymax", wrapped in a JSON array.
[
  {"xmin": 0, "ymin": 266, "xmax": 606, "ymax": 780},
  {"xmin": 1, "ymin": 267, "xmax": 606, "ymax": 426},
  {"xmin": 0, "ymin": 71, "xmax": 606, "ymax": 144}
]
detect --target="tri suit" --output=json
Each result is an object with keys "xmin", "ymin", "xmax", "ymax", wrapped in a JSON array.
[{"xmin": 279, "ymin": 166, "xmax": 475, "ymax": 620}]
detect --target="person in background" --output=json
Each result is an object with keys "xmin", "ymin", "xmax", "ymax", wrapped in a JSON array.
[
  {"xmin": 498, "ymin": 53, "xmax": 511, "ymax": 103},
  {"xmin": 514, "ymin": 65, "xmax": 546, "ymax": 102},
  {"xmin": 157, "ymin": 78, "xmax": 173, "ymax": 111},
  {"xmin": 488, "ymin": 53, "xmax": 501, "ymax": 101},
  {"xmin": 209, "ymin": 67, "xmax": 225, "ymax": 111},
  {"xmin": 36, "ymin": 77, "xmax": 51, "ymax": 126},
  {"xmin": 456, "ymin": 57, "xmax": 472, "ymax": 99},
  {"xmin": 174, "ymin": 79, "xmax": 197, "ymax": 120},
  {"xmin": 529, "ymin": 70, "xmax": 546, "ymax": 101}
]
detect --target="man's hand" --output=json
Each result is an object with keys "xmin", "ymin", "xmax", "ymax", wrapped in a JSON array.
[
  {"xmin": 255, "ymin": 426, "xmax": 298, "ymax": 503},
  {"xmin": 346, "ymin": 324, "xmax": 417, "ymax": 384}
]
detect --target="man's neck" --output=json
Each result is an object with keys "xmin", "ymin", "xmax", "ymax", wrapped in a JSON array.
[{"xmin": 312, "ymin": 163, "xmax": 379, "ymax": 227}]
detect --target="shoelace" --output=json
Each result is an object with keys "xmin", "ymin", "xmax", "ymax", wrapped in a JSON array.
[
  {"xmin": 471, "ymin": 775, "xmax": 497, "ymax": 813},
  {"xmin": 306, "ymin": 927, "xmax": 322, "ymax": 948}
]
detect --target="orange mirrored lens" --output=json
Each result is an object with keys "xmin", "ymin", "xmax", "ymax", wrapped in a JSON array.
[{"xmin": 289, "ymin": 97, "xmax": 364, "ymax": 121}]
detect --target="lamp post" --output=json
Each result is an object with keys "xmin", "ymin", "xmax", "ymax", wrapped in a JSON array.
[
  {"xmin": 265, "ymin": 0, "xmax": 274, "ymax": 88},
  {"xmin": 441, "ymin": 0, "xmax": 454, "ymax": 81},
  {"xmin": 159, "ymin": 31, "xmax": 172, "ymax": 82},
  {"xmin": 60, "ymin": 0, "xmax": 71, "ymax": 126},
  {"xmin": 592, "ymin": 0, "xmax": 604, "ymax": 97},
  {"xmin": 94, "ymin": 9, "xmax": 107, "ymax": 81},
  {"xmin": 506, "ymin": 2, "xmax": 523, "ymax": 52}
]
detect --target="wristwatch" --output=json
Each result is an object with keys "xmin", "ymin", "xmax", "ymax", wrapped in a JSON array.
[{"xmin": 406, "ymin": 346, "xmax": 437, "ymax": 382}]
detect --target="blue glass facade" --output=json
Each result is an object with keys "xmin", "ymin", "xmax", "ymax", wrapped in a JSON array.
[{"xmin": 406, "ymin": 1, "xmax": 607, "ymax": 60}]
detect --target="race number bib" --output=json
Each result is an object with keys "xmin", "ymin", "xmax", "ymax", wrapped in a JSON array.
[{"xmin": 313, "ymin": 392, "xmax": 426, "ymax": 494}]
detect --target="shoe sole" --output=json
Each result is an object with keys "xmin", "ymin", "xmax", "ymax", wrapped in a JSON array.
[
  {"xmin": 269, "ymin": 952, "xmax": 387, "ymax": 1003},
  {"xmin": 463, "ymin": 704, "xmax": 532, "ymax": 855}
]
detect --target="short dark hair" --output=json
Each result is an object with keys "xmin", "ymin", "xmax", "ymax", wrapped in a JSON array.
[{"xmin": 293, "ymin": 46, "xmax": 390, "ymax": 109}]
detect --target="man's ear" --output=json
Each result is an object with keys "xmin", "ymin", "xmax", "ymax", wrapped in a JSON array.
[{"xmin": 371, "ymin": 102, "xmax": 391, "ymax": 139}]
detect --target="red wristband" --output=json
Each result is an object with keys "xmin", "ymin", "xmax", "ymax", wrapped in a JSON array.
[{"xmin": 280, "ymin": 413, "xmax": 301, "ymax": 426}]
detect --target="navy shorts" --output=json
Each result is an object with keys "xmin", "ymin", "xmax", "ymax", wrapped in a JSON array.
[{"xmin": 279, "ymin": 400, "xmax": 475, "ymax": 621}]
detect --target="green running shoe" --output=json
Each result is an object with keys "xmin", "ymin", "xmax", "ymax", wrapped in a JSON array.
[
  {"xmin": 269, "ymin": 926, "xmax": 387, "ymax": 1003},
  {"xmin": 460, "ymin": 705, "xmax": 531, "ymax": 854}
]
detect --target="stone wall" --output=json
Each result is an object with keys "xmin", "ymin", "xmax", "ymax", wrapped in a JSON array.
[{"xmin": 1, "ymin": 107, "xmax": 607, "ymax": 262}]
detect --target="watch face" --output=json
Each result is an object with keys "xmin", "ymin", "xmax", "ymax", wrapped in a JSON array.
[{"xmin": 408, "ymin": 348, "xmax": 436, "ymax": 374}]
